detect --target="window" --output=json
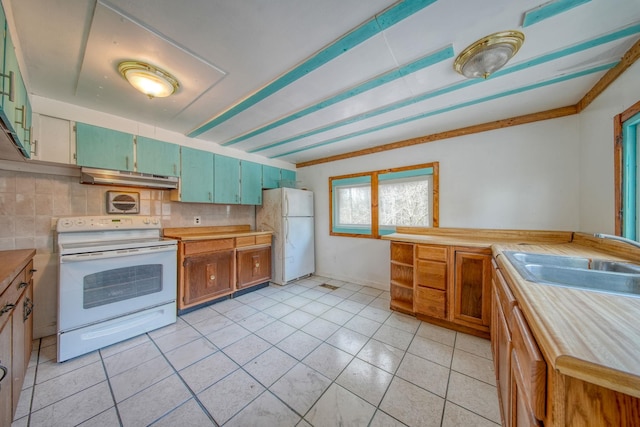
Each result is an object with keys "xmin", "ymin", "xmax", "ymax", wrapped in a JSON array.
[
  {"xmin": 330, "ymin": 162, "xmax": 439, "ymax": 238},
  {"xmin": 616, "ymin": 101, "xmax": 640, "ymax": 239}
]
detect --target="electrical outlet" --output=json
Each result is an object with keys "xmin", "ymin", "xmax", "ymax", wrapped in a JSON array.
[{"xmin": 194, "ymin": 216, "xmax": 201, "ymax": 225}]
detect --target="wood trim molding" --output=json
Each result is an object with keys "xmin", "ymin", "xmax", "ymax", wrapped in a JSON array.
[
  {"xmin": 577, "ymin": 38, "xmax": 640, "ymax": 113},
  {"xmin": 297, "ymin": 39, "xmax": 640, "ymax": 169},
  {"xmin": 297, "ymin": 106, "xmax": 578, "ymax": 167},
  {"xmin": 613, "ymin": 98, "xmax": 640, "ymax": 236}
]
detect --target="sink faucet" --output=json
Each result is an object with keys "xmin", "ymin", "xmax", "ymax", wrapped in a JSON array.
[{"xmin": 593, "ymin": 233, "xmax": 640, "ymax": 249}]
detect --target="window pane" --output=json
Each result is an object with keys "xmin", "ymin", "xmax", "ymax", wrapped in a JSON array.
[
  {"xmin": 379, "ymin": 176, "xmax": 431, "ymax": 227},
  {"xmin": 336, "ymin": 185, "xmax": 371, "ymax": 226}
]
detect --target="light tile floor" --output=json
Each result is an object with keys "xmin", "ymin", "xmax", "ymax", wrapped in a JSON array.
[{"xmin": 12, "ymin": 275, "xmax": 501, "ymax": 427}]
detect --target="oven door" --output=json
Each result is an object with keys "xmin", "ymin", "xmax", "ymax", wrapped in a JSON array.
[{"xmin": 58, "ymin": 245, "xmax": 177, "ymax": 331}]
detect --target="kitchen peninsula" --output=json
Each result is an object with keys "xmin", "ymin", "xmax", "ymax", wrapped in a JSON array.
[{"xmin": 384, "ymin": 227, "xmax": 640, "ymax": 426}]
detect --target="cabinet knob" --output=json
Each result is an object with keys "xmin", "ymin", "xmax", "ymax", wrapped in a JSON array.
[
  {"xmin": 210, "ymin": 275, "xmax": 216, "ymax": 281},
  {"xmin": 255, "ymin": 262, "xmax": 260, "ymax": 268}
]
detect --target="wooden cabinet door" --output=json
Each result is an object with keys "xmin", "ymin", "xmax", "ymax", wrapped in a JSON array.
[
  {"xmin": 136, "ymin": 136, "xmax": 180, "ymax": 177},
  {"xmin": 214, "ymin": 155, "xmax": 241, "ymax": 204},
  {"xmin": 510, "ymin": 307, "xmax": 546, "ymax": 427},
  {"xmin": 11, "ymin": 291, "xmax": 26, "ymax": 415},
  {"xmin": 183, "ymin": 250, "xmax": 234, "ymax": 306},
  {"xmin": 180, "ymin": 147, "xmax": 214, "ymax": 203},
  {"xmin": 453, "ymin": 250, "xmax": 492, "ymax": 329},
  {"xmin": 280, "ymin": 169, "xmax": 296, "ymax": 186},
  {"xmin": 0, "ymin": 319, "xmax": 12, "ymax": 427},
  {"xmin": 492, "ymin": 281, "xmax": 512, "ymax": 426},
  {"xmin": 76, "ymin": 122, "xmax": 135, "ymax": 171},
  {"xmin": 240, "ymin": 161, "xmax": 263, "ymax": 205},
  {"xmin": 262, "ymin": 165, "xmax": 281, "ymax": 189},
  {"xmin": 237, "ymin": 246, "xmax": 271, "ymax": 289}
]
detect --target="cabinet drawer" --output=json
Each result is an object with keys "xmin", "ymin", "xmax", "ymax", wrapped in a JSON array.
[
  {"xmin": 416, "ymin": 260, "xmax": 447, "ymax": 290},
  {"xmin": 494, "ymin": 267, "xmax": 517, "ymax": 330},
  {"xmin": 511, "ymin": 307, "xmax": 546, "ymax": 421},
  {"xmin": 255, "ymin": 234, "xmax": 272, "ymax": 245},
  {"xmin": 184, "ymin": 239, "xmax": 234, "ymax": 256},
  {"xmin": 414, "ymin": 287, "xmax": 446, "ymax": 319},
  {"xmin": 416, "ymin": 245, "xmax": 448, "ymax": 261},
  {"xmin": 0, "ymin": 269, "xmax": 27, "ymax": 329},
  {"xmin": 235, "ymin": 236, "xmax": 256, "ymax": 247}
]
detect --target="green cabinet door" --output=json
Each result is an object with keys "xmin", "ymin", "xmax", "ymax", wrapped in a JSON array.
[
  {"xmin": 262, "ymin": 165, "xmax": 281, "ymax": 189},
  {"xmin": 280, "ymin": 169, "xmax": 297, "ymax": 187},
  {"xmin": 241, "ymin": 161, "xmax": 262, "ymax": 205},
  {"xmin": 180, "ymin": 147, "xmax": 214, "ymax": 202},
  {"xmin": 214, "ymin": 155, "xmax": 240, "ymax": 204},
  {"xmin": 137, "ymin": 136, "xmax": 180, "ymax": 176},
  {"xmin": 76, "ymin": 123, "xmax": 134, "ymax": 171}
]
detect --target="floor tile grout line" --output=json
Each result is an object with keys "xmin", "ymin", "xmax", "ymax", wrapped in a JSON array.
[
  {"xmin": 23, "ymin": 337, "xmax": 42, "ymax": 427},
  {"xmin": 96, "ymin": 346, "xmax": 124, "ymax": 427},
  {"xmin": 146, "ymin": 332, "xmax": 221, "ymax": 427}
]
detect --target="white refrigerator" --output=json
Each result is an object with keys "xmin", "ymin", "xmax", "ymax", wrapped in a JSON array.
[{"xmin": 257, "ymin": 188, "xmax": 315, "ymax": 285}]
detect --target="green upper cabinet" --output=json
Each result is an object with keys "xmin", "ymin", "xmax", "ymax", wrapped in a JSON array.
[
  {"xmin": 136, "ymin": 136, "xmax": 180, "ymax": 177},
  {"xmin": 280, "ymin": 169, "xmax": 297, "ymax": 187},
  {"xmin": 262, "ymin": 165, "xmax": 281, "ymax": 189},
  {"xmin": 76, "ymin": 122, "xmax": 135, "ymax": 171},
  {"xmin": 241, "ymin": 161, "xmax": 262, "ymax": 205},
  {"xmin": 1, "ymin": 22, "xmax": 31, "ymax": 158},
  {"xmin": 180, "ymin": 147, "xmax": 214, "ymax": 202},
  {"xmin": 214, "ymin": 154, "xmax": 240, "ymax": 204}
]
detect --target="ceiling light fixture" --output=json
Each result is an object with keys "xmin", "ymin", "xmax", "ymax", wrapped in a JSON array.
[
  {"xmin": 118, "ymin": 61, "xmax": 179, "ymax": 99},
  {"xmin": 453, "ymin": 31, "xmax": 525, "ymax": 79}
]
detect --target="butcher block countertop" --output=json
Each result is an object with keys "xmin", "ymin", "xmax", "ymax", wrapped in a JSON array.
[
  {"xmin": 163, "ymin": 225, "xmax": 272, "ymax": 241},
  {"xmin": 384, "ymin": 228, "xmax": 640, "ymax": 398},
  {"xmin": 0, "ymin": 249, "xmax": 36, "ymax": 295}
]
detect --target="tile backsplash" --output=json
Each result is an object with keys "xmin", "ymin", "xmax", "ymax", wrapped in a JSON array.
[{"xmin": 0, "ymin": 169, "xmax": 256, "ymax": 252}]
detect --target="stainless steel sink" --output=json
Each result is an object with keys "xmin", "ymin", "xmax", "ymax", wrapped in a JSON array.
[
  {"xmin": 503, "ymin": 251, "xmax": 640, "ymax": 297},
  {"xmin": 590, "ymin": 259, "xmax": 640, "ymax": 274},
  {"xmin": 505, "ymin": 252, "xmax": 590, "ymax": 269}
]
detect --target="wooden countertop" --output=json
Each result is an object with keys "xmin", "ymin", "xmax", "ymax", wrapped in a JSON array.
[
  {"xmin": 494, "ymin": 242, "xmax": 640, "ymax": 398},
  {"xmin": 163, "ymin": 225, "xmax": 272, "ymax": 242},
  {"xmin": 0, "ymin": 249, "xmax": 36, "ymax": 295},
  {"xmin": 384, "ymin": 227, "xmax": 640, "ymax": 398}
]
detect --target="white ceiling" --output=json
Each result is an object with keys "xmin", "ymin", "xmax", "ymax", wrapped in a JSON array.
[{"xmin": 8, "ymin": 0, "xmax": 640, "ymax": 165}]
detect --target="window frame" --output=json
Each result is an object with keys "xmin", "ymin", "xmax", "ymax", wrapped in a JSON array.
[
  {"xmin": 329, "ymin": 162, "xmax": 439, "ymax": 239},
  {"xmin": 614, "ymin": 100, "xmax": 640, "ymax": 237}
]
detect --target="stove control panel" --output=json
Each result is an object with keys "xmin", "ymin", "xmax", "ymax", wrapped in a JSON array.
[{"xmin": 57, "ymin": 216, "xmax": 161, "ymax": 232}]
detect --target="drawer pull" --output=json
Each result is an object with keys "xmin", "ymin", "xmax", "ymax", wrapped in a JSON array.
[
  {"xmin": 30, "ymin": 269, "xmax": 37, "ymax": 274},
  {"xmin": 0, "ymin": 364, "xmax": 7, "ymax": 384},
  {"xmin": 0, "ymin": 303, "xmax": 16, "ymax": 316},
  {"xmin": 17, "ymin": 281, "xmax": 28, "ymax": 290},
  {"xmin": 210, "ymin": 275, "xmax": 216, "ymax": 281}
]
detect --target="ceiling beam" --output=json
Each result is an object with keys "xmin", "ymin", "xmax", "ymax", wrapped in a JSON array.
[{"xmin": 297, "ymin": 38, "xmax": 640, "ymax": 169}]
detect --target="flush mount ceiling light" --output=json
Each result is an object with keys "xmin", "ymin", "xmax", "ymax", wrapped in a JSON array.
[
  {"xmin": 118, "ymin": 61, "xmax": 179, "ymax": 99},
  {"xmin": 453, "ymin": 31, "xmax": 525, "ymax": 79}
]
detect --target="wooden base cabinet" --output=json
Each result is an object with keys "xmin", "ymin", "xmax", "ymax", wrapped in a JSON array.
[
  {"xmin": 391, "ymin": 243, "xmax": 492, "ymax": 337},
  {"xmin": 237, "ymin": 246, "xmax": 271, "ymax": 289},
  {"xmin": 167, "ymin": 227, "xmax": 273, "ymax": 311},
  {"xmin": 0, "ymin": 251, "xmax": 35, "ymax": 427},
  {"xmin": 183, "ymin": 250, "xmax": 235, "ymax": 307}
]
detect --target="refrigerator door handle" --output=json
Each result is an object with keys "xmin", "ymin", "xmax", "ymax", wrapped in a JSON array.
[
  {"xmin": 284, "ymin": 194, "xmax": 289, "ymax": 216},
  {"xmin": 285, "ymin": 218, "xmax": 289, "ymax": 242}
]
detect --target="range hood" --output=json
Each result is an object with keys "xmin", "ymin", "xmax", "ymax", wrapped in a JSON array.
[{"xmin": 80, "ymin": 167, "xmax": 179, "ymax": 189}]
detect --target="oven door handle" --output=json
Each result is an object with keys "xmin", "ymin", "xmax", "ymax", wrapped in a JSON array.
[{"xmin": 60, "ymin": 245, "xmax": 177, "ymax": 263}]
